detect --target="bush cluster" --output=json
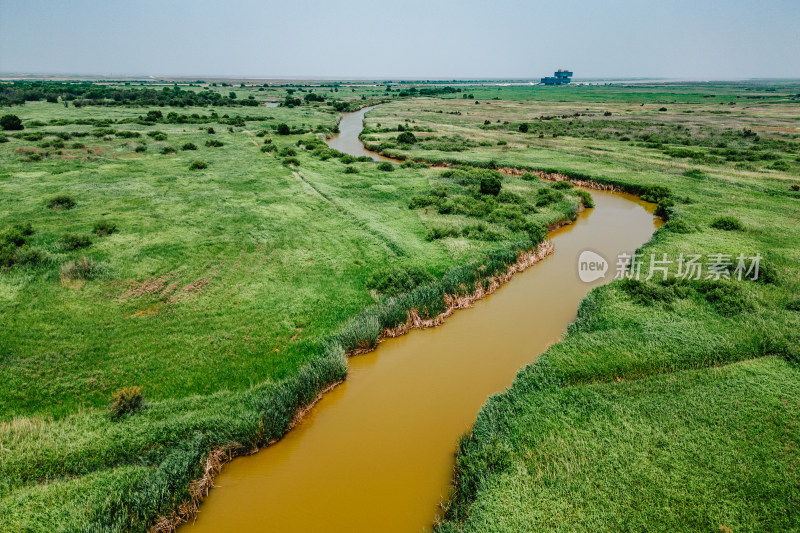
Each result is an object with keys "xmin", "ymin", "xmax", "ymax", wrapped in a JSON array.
[
  {"xmin": 60, "ymin": 256, "xmax": 106, "ymax": 280},
  {"xmin": 109, "ymin": 386, "xmax": 144, "ymax": 420},
  {"xmin": 60, "ymin": 233, "xmax": 92, "ymax": 251},
  {"xmin": 93, "ymin": 220, "xmax": 118, "ymax": 236},
  {"xmin": 710, "ymin": 216, "xmax": 743, "ymax": 231},
  {"xmin": 46, "ymin": 195, "xmax": 76, "ymax": 210},
  {"xmin": 1, "ymin": 223, "xmax": 46, "ymax": 269}
]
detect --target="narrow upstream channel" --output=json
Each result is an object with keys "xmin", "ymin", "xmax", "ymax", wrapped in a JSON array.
[
  {"xmin": 324, "ymin": 105, "xmax": 395, "ymax": 162},
  {"xmin": 181, "ymin": 108, "xmax": 660, "ymax": 532}
]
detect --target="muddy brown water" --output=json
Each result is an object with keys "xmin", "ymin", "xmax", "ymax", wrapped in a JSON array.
[
  {"xmin": 181, "ymin": 109, "xmax": 660, "ymax": 533},
  {"xmin": 325, "ymin": 105, "xmax": 395, "ymax": 162}
]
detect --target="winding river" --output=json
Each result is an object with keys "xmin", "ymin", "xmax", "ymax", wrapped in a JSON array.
[{"xmin": 181, "ymin": 107, "xmax": 660, "ymax": 532}]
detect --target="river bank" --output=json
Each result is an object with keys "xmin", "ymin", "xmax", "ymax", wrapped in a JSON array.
[{"xmin": 178, "ymin": 106, "xmax": 659, "ymax": 532}]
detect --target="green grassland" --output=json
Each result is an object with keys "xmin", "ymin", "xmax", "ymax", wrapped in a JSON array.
[
  {"xmin": 1, "ymin": 80, "xmax": 799, "ymax": 531},
  {"xmin": 349, "ymin": 87, "xmax": 800, "ymax": 530},
  {"xmin": 0, "ymin": 82, "xmax": 579, "ymax": 530}
]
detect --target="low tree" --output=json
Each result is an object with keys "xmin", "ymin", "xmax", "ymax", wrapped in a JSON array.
[
  {"xmin": 479, "ymin": 175, "xmax": 502, "ymax": 196},
  {"xmin": 0, "ymin": 114, "xmax": 23, "ymax": 131},
  {"xmin": 397, "ymin": 131, "xmax": 417, "ymax": 144}
]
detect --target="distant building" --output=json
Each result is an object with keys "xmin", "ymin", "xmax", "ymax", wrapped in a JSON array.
[{"xmin": 541, "ymin": 69, "xmax": 573, "ymax": 86}]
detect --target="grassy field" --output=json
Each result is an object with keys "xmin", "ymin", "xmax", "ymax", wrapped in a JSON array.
[
  {"xmin": 0, "ymin": 82, "xmax": 580, "ymax": 530},
  {"xmin": 348, "ymin": 85, "xmax": 800, "ymax": 531}
]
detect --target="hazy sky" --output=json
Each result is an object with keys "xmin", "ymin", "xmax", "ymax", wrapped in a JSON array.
[{"xmin": 1, "ymin": 0, "xmax": 798, "ymax": 79}]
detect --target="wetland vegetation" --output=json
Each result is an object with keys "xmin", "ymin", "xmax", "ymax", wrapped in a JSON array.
[{"xmin": 1, "ymin": 79, "xmax": 799, "ymax": 531}]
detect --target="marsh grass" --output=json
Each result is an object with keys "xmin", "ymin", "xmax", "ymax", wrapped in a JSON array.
[{"xmin": 3, "ymin": 82, "xmax": 800, "ymax": 532}]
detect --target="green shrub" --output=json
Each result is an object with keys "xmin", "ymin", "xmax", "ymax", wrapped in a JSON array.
[
  {"xmin": 161, "ymin": 146, "xmax": 176, "ymax": 154},
  {"xmin": 663, "ymin": 219, "xmax": 692, "ymax": 233},
  {"xmin": 261, "ymin": 144, "xmax": 276, "ymax": 153},
  {"xmin": 551, "ymin": 180, "xmax": 573, "ymax": 190},
  {"xmin": 206, "ymin": 127, "xmax": 215, "ymax": 134},
  {"xmin": 20, "ymin": 131, "xmax": 44, "ymax": 141},
  {"xmin": 147, "ymin": 131, "xmax": 167, "ymax": 141},
  {"xmin": 205, "ymin": 139, "xmax": 224, "ymax": 148},
  {"xmin": 522, "ymin": 221, "xmax": 548, "ymax": 243},
  {"xmin": 46, "ymin": 195, "xmax": 76, "ymax": 210},
  {"xmin": 344, "ymin": 165, "xmax": 358, "ymax": 174},
  {"xmin": 1, "ymin": 243, "xmax": 17, "ymax": 269},
  {"xmin": 693, "ymin": 280, "xmax": 752, "ymax": 316},
  {"xmin": 497, "ymin": 191, "xmax": 524, "ymax": 204},
  {"xmin": 279, "ymin": 147, "xmax": 297, "ymax": 157},
  {"xmin": 134, "ymin": 144, "xmax": 147, "ymax": 153},
  {"xmin": 619, "ymin": 278, "xmax": 677, "ymax": 305},
  {"xmin": 488, "ymin": 205, "xmax": 526, "ymax": 228},
  {"xmin": 518, "ymin": 123, "xmax": 529, "ymax": 133},
  {"xmin": 426, "ymin": 225, "xmax": 460, "ymax": 241},
  {"xmin": 479, "ymin": 176, "xmax": 502, "ymax": 196},
  {"xmin": 1, "ymin": 224, "xmax": 31, "ymax": 247},
  {"xmin": 0, "ymin": 114, "xmax": 23, "ymax": 131},
  {"xmin": 572, "ymin": 189, "xmax": 595, "ymax": 208},
  {"xmin": 277, "ymin": 123, "xmax": 291, "ymax": 135},
  {"xmin": 409, "ymin": 195, "xmax": 435, "ymax": 209},
  {"xmin": 60, "ymin": 256, "xmax": 106, "ymax": 280},
  {"xmin": 786, "ymin": 298, "xmax": 800, "ymax": 312},
  {"xmin": 0, "ymin": 134, "xmax": 9, "ymax": 143},
  {"xmin": 336, "ymin": 312, "xmax": 382, "ymax": 352},
  {"xmin": 430, "ymin": 184, "xmax": 449, "ymax": 198},
  {"xmin": 461, "ymin": 223, "xmax": 503, "ymax": 241},
  {"xmin": 683, "ymin": 169, "xmax": 706, "ymax": 180},
  {"xmin": 366, "ymin": 265, "xmax": 434, "ymax": 296},
  {"xmin": 535, "ymin": 188, "xmax": 563, "ymax": 207},
  {"xmin": 282, "ymin": 157, "xmax": 300, "ymax": 166},
  {"xmin": 182, "ymin": 142, "xmax": 197, "ymax": 151},
  {"xmin": 377, "ymin": 162, "xmax": 394, "ymax": 172},
  {"xmin": 710, "ymin": 216, "xmax": 743, "ymax": 231},
  {"xmin": 93, "ymin": 220, "xmax": 118, "ymax": 236},
  {"xmin": 655, "ymin": 198, "xmax": 675, "ymax": 220},
  {"xmin": 639, "ymin": 185, "xmax": 671, "ymax": 203},
  {"xmin": 13, "ymin": 246, "xmax": 47, "ymax": 267},
  {"xmin": 189, "ymin": 160, "xmax": 208, "ymax": 170},
  {"xmin": 109, "ymin": 386, "xmax": 144, "ymax": 420},
  {"xmin": 60, "ymin": 233, "xmax": 92, "ymax": 251},
  {"xmin": 397, "ymin": 131, "xmax": 417, "ymax": 144},
  {"xmin": 520, "ymin": 172, "xmax": 538, "ymax": 181}
]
